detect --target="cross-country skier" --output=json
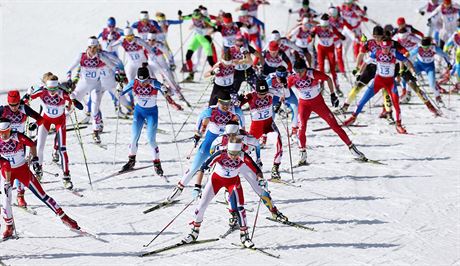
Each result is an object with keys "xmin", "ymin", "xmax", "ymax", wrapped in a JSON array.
[{"xmin": 0, "ymin": 118, "xmax": 79, "ymax": 240}]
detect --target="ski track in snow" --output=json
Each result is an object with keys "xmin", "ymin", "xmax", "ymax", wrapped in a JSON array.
[{"xmin": 1, "ymin": 0, "xmax": 460, "ymax": 265}]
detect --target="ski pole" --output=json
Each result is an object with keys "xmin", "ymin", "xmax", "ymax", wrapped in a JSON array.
[
  {"xmin": 113, "ymin": 84, "xmax": 123, "ymax": 166},
  {"xmin": 278, "ymin": 105, "xmax": 295, "ymax": 183},
  {"xmin": 174, "ymin": 79, "xmax": 213, "ymax": 138},
  {"xmin": 178, "ymin": 10, "xmax": 185, "ymax": 81},
  {"xmin": 164, "ymin": 95, "xmax": 184, "ymax": 175},
  {"xmin": 250, "ymin": 197, "xmax": 262, "ymax": 240},
  {"xmin": 143, "ymin": 199, "xmax": 195, "ymax": 248},
  {"xmin": 70, "ymin": 112, "xmax": 93, "ymax": 189}
]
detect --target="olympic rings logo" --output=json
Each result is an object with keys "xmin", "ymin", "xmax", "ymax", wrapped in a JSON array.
[
  {"xmin": 6, "ymin": 113, "xmax": 23, "ymax": 124},
  {"xmin": 135, "ymin": 86, "xmax": 152, "ymax": 95},
  {"xmin": 213, "ymin": 113, "xmax": 232, "ymax": 125},
  {"xmin": 221, "ymin": 158, "xmax": 240, "ymax": 168},
  {"xmin": 43, "ymin": 95, "xmax": 60, "ymax": 106},
  {"xmin": 255, "ymin": 97, "xmax": 270, "ymax": 107},
  {"xmin": 83, "ymin": 59, "xmax": 100, "ymax": 67},
  {"xmin": 0, "ymin": 141, "xmax": 17, "ymax": 153}
]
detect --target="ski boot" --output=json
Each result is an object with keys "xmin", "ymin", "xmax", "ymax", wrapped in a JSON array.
[
  {"xmin": 182, "ymin": 222, "xmax": 200, "ymax": 244},
  {"xmin": 17, "ymin": 191, "xmax": 27, "ymax": 208},
  {"xmin": 343, "ymin": 114, "xmax": 357, "ymax": 126},
  {"xmin": 62, "ymin": 173, "xmax": 74, "ymax": 190},
  {"xmin": 170, "ymin": 63, "xmax": 176, "ymax": 71},
  {"xmin": 435, "ymin": 96, "xmax": 445, "ymax": 107},
  {"xmin": 271, "ymin": 164, "xmax": 281, "ymax": 180},
  {"xmin": 400, "ymin": 89, "xmax": 412, "ymax": 104},
  {"xmin": 290, "ymin": 127, "xmax": 299, "ymax": 143},
  {"xmin": 340, "ymin": 103, "xmax": 349, "ymax": 113},
  {"xmin": 271, "ymin": 207, "xmax": 288, "ymax": 222},
  {"xmin": 60, "ymin": 212, "xmax": 80, "ymax": 230},
  {"xmin": 228, "ymin": 211, "xmax": 239, "ymax": 229},
  {"xmin": 2, "ymin": 224, "xmax": 14, "ymax": 240},
  {"xmin": 167, "ymin": 182, "xmax": 184, "ymax": 201},
  {"xmin": 92, "ymin": 131, "xmax": 101, "ymax": 144},
  {"xmin": 121, "ymin": 155, "xmax": 136, "ymax": 172},
  {"xmin": 80, "ymin": 112, "xmax": 91, "ymax": 124},
  {"xmin": 153, "ymin": 160, "xmax": 164, "ymax": 176},
  {"xmin": 396, "ymin": 120, "xmax": 407, "ymax": 134},
  {"xmin": 336, "ymin": 86, "xmax": 344, "ymax": 97},
  {"xmin": 52, "ymin": 149, "xmax": 59, "ymax": 163},
  {"xmin": 185, "ymin": 72, "xmax": 195, "ymax": 82},
  {"xmin": 349, "ymin": 144, "xmax": 366, "ymax": 160},
  {"xmin": 386, "ymin": 111, "xmax": 396, "ymax": 125},
  {"xmin": 240, "ymin": 229, "xmax": 255, "ymax": 248},
  {"xmin": 426, "ymin": 101, "xmax": 442, "ymax": 117},
  {"xmin": 259, "ymin": 134, "xmax": 267, "ymax": 149},
  {"xmin": 298, "ymin": 150, "xmax": 308, "ymax": 166}
]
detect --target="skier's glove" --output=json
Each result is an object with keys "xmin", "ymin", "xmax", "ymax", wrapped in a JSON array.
[
  {"xmin": 31, "ymin": 156, "xmax": 42, "ymax": 177},
  {"xmin": 193, "ymin": 133, "xmax": 201, "ymax": 147},
  {"xmin": 211, "ymin": 68, "xmax": 220, "ymax": 75},
  {"xmin": 273, "ymin": 102, "xmax": 281, "ymax": 113},
  {"xmin": 3, "ymin": 182, "xmax": 11, "ymax": 195},
  {"xmin": 257, "ymin": 178, "xmax": 267, "ymax": 189},
  {"xmin": 330, "ymin": 92, "xmax": 339, "ymax": 108},
  {"xmin": 115, "ymin": 71, "xmax": 127, "ymax": 83},
  {"xmin": 192, "ymin": 184, "xmax": 202, "ymax": 200},
  {"xmin": 352, "ymin": 67, "xmax": 360, "ymax": 76},
  {"xmin": 256, "ymin": 158, "xmax": 263, "ymax": 169}
]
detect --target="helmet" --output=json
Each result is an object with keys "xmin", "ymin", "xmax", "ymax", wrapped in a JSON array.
[
  {"xmin": 222, "ymin": 13, "xmax": 233, "ymax": 24},
  {"xmin": 256, "ymin": 79, "xmax": 269, "ymax": 94},
  {"xmin": 7, "ymin": 90, "xmax": 20, "ymax": 105},
  {"xmin": 268, "ymin": 41, "xmax": 279, "ymax": 52},
  {"xmin": 444, "ymin": 0, "xmax": 452, "ymax": 5},
  {"xmin": 302, "ymin": 0, "xmax": 309, "ymax": 7},
  {"xmin": 421, "ymin": 37, "xmax": 432, "ymax": 47},
  {"xmin": 396, "ymin": 17, "xmax": 406, "ymax": 26},
  {"xmin": 137, "ymin": 67, "xmax": 150, "ymax": 81},
  {"xmin": 107, "ymin": 17, "xmax": 116, "ymax": 27}
]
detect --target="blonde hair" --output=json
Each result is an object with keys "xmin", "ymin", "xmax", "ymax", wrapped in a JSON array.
[{"xmin": 42, "ymin": 72, "xmax": 54, "ymax": 82}]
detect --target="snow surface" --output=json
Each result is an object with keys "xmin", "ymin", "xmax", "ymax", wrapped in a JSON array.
[{"xmin": 0, "ymin": 0, "xmax": 459, "ymax": 265}]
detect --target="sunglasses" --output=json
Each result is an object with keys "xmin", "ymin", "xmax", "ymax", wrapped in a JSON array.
[
  {"xmin": 9, "ymin": 103, "xmax": 19, "ymax": 107},
  {"xmin": 218, "ymin": 100, "xmax": 232, "ymax": 105},
  {"xmin": 227, "ymin": 150, "xmax": 240, "ymax": 156}
]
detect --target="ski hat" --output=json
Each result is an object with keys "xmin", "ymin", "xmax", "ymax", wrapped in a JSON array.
[
  {"xmin": 329, "ymin": 6, "xmax": 339, "ymax": 17},
  {"xmin": 397, "ymin": 17, "xmax": 406, "ymax": 26},
  {"xmin": 294, "ymin": 60, "xmax": 307, "ymax": 72},
  {"xmin": 225, "ymin": 120, "xmax": 239, "ymax": 135},
  {"xmin": 147, "ymin": 33, "xmax": 156, "ymax": 41},
  {"xmin": 0, "ymin": 118, "xmax": 11, "ymax": 133},
  {"xmin": 192, "ymin": 9, "xmax": 201, "ymax": 19},
  {"xmin": 7, "ymin": 90, "xmax": 20, "ymax": 105},
  {"xmin": 271, "ymin": 30, "xmax": 281, "ymax": 41},
  {"xmin": 373, "ymin": 25, "xmax": 384, "ymax": 36},
  {"xmin": 139, "ymin": 11, "xmax": 149, "ymax": 20},
  {"xmin": 87, "ymin": 37, "xmax": 99, "ymax": 47},
  {"xmin": 156, "ymin": 12, "xmax": 166, "ymax": 21},
  {"xmin": 344, "ymin": 0, "xmax": 353, "ymax": 4},
  {"xmin": 46, "ymin": 80, "xmax": 60, "ymax": 91},
  {"xmin": 302, "ymin": 0, "xmax": 309, "ymax": 7},
  {"xmin": 222, "ymin": 13, "xmax": 233, "ymax": 24},
  {"xmin": 137, "ymin": 67, "xmax": 150, "ymax": 81},
  {"xmin": 227, "ymin": 142, "xmax": 242, "ymax": 152},
  {"xmin": 275, "ymin": 66, "xmax": 288, "ymax": 78},
  {"xmin": 199, "ymin": 5, "xmax": 208, "ymax": 16},
  {"xmin": 421, "ymin": 37, "xmax": 432, "ymax": 47},
  {"xmin": 268, "ymin": 41, "xmax": 279, "ymax": 52},
  {"xmin": 107, "ymin": 17, "xmax": 116, "ymax": 27},
  {"xmin": 124, "ymin": 27, "xmax": 134, "ymax": 36},
  {"xmin": 217, "ymin": 91, "xmax": 232, "ymax": 104},
  {"xmin": 320, "ymin": 14, "xmax": 330, "ymax": 27},
  {"xmin": 256, "ymin": 79, "xmax": 269, "ymax": 94},
  {"xmin": 443, "ymin": 0, "xmax": 452, "ymax": 5}
]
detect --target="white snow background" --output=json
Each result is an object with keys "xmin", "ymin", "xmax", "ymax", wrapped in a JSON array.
[{"xmin": 0, "ymin": 0, "xmax": 459, "ymax": 265}]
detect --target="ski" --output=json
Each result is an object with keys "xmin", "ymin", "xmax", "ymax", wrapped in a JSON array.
[
  {"xmin": 66, "ymin": 188, "xmax": 84, "ymax": 197},
  {"xmin": 313, "ymin": 124, "xmax": 368, "ymax": 132},
  {"xmin": 268, "ymin": 178, "xmax": 301, "ymax": 188},
  {"xmin": 0, "ymin": 235, "xmax": 19, "ymax": 242},
  {"xmin": 231, "ymin": 243, "xmax": 280, "ymax": 259},
  {"xmin": 266, "ymin": 217, "xmax": 315, "ymax": 231},
  {"xmin": 118, "ymin": 165, "xmax": 152, "ymax": 175},
  {"xmin": 143, "ymin": 200, "xmax": 180, "ymax": 214},
  {"xmin": 219, "ymin": 226, "xmax": 239, "ymax": 239},
  {"xmin": 354, "ymin": 157, "xmax": 386, "ymax": 165},
  {"xmin": 140, "ymin": 238, "xmax": 219, "ymax": 257},
  {"xmin": 13, "ymin": 204, "xmax": 37, "ymax": 215},
  {"xmin": 66, "ymin": 125, "xmax": 89, "ymax": 132},
  {"xmin": 215, "ymin": 200, "xmax": 254, "ymax": 212},
  {"xmin": 71, "ymin": 228, "xmax": 109, "ymax": 243},
  {"xmin": 92, "ymin": 143, "xmax": 108, "ymax": 150}
]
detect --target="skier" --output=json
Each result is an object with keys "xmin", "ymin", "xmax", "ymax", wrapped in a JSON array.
[
  {"xmin": 427, "ymin": 0, "xmax": 460, "ymax": 49},
  {"xmin": 67, "ymin": 36, "xmax": 123, "ymax": 143},
  {"xmin": 237, "ymin": 6, "xmax": 265, "ymax": 53},
  {"xmin": 443, "ymin": 19, "xmax": 460, "ymax": 90},
  {"xmin": 0, "ymin": 90, "xmax": 43, "ymax": 208},
  {"xmin": 343, "ymin": 39, "xmax": 417, "ymax": 134},
  {"xmin": 119, "ymin": 66, "xmax": 182, "ymax": 176},
  {"xmin": 98, "ymin": 17, "xmax": 124, "ymax": 56},
  {"xmin": 210, "ymin": 120, "xmax": 288, "ymax": 224},
  {"xmin": 0, "ymin": 118, "xmax": 79, "ymax": 240},
  {"xmin": 155, "ymin": 12, "xmax": 183, "ymax": 70},
  {"xmin": 167, "ymin": 93, "xmax": 242, "ymax": 201},
  {"xmin": 204, "ymin": 50, "xmax": 236, "ymax": 106},
  {"xmin": 131, "ymin": 10, "xmax": 162, "ymax": 41},
  {"xmin": 229, "ymin": 33, "xmax": 261, "ymax": 93},
  {"xmin": 214, "ymin": 13, "xmax": 243, "ymax": 51},
  {"xmin": 287, "ymin": 17, "xmax": 314, "ymax": 67},
  {"xmin": 266, "ymin": 66, "xmax": 299, "ymax": 141},
  {"xmin": 261, "ymin": 41, "xmax": 292, "ymax": 76},
  {"xmin": 328, "ymin": 5, "xmax": 354, "ymax": 75},
  {"xmin": 418, "ymin": 0, "xmax": 441, "ymax": 44},
  {"xmin": 28, "ymin": 75, "xmax": 82, "ymax": 189},
  {"xmin": 288, "ymin": 0, "xmax": 318, "ymax": 20},
  {"xmin": 182, "ymin": 136, "xmax": 258, "ymax": 248},
  {"xmin": 241, "ymin": 79, "xmax": 283, "ymax": 179},
  {"xmin": 289, "ymin": 60, "xmax": 366, "ymax": 165}
]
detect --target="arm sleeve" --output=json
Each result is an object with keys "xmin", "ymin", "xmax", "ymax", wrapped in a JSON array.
[
  {"xmin": 17, "ymin": 133, "xmax": 36, "ymax": 147},
  {"xmin": 395, "ymin": 50, "xmax": 408, "ymax": 62},
  {"xmin": 23, "ymin": 105, "xmax": 42, "ymax": 121},
  {"xmin": 121, "ymin": 80, "xmax": 135, "ymax": 96},
  {"xmin": 167, "ymin": 19, "xmax": 183, "ymax": 25},
  {"xmin": 410, "ymin": 26, "xmax": 424, "ymax": 38},
  {"xmin": 67, "ymin": 54, "xmax": 82, "ymax": 74},
  {"xmin": 312, "ymin": 70, "xmax": 330, "ymax": 81},
  {"xmin": 196, "ymin": 108, "xmax": 212, "ymax": 132},
  {"xmin": 245, "ymin": 136, "xmax": 261, "ymax": 160},
  {"xmin": 131, "ymin": 21, "xmax": 139, "ymax": 29},
  {"xmin": 435, "ymin": 46, "xmax": 451, "ymax": 63},
  {"xmin": 243, "ymin": 152, "xmax": 262, "ymax": 174},
  {"xmin": 30, "ymin": 89, "xmax": 44, "ymax": 100},
  {"xmin": 199, "ymin": 151, "xmax": 222, "ymax": 171},
  {"xmin": 0, "ymin": 157, "xmax": 11, "ymax": 171}
]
